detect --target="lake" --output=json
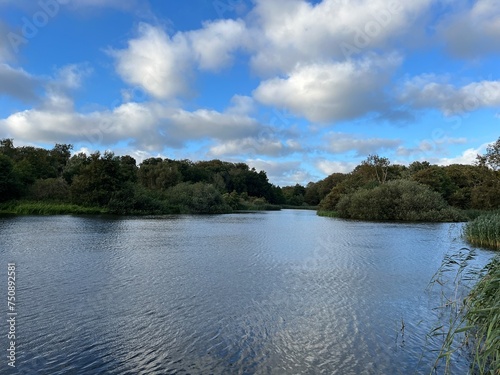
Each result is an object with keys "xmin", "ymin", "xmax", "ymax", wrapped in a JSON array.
[{"xmin": 0, "ymin": 210, "xmax": 495, "ymax": 374}]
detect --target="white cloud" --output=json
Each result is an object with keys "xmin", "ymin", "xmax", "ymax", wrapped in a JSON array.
[
  {"xmin": 167, "ymin": 108, "xmax": 262, "ymax": 144},
  {"xmin": 435, "ymin": 144, "xmax": 489, "ymax": 166},
  {"xmin": 438, "ymin": 0, "xmax": 500, "ymax": 58},
  {"xmin": 110, "ymin": 20, "xmax": 247, "ymax": 100},
  {"xmin": 247, "ymin": 159, "xmax": 314, "ymax": 186},
  {"xmin": 400, "ymin": 75, "xmax": 500, "ymax": 115},
  {"xmin": 253, "ymin": 55, "xmax": 401, "ymax": 122},
  {"xmin": 226, "ymin": 95, "xmax": 255, "ymax": 115},
  {"xmin": 55, "ymin": 63, "xmax": 93, "ymax": 90},
  {"xmin": 0, "ymin": 63, "xmax": 40, "ymax": 102},
  {"xmin": 324, "ymin": 132, "xmax": 401, "ymax": 156},
  {"xmin": 248, "ymin": 0, "xmax": 431, "ymax": 75},
  {"xmin": 208, "ymin": 137, "xmax": 302, "ymax": 157},
  {"xmin": 187, "ymin": 19, "xmax": 246, "ymax": 71},
  {"xmin": 316, "ymin": 160, "xmax": 357, "ymax": 175},
  {"xmin": 0, "ymin": 102, "xmax": 164, "ymax": 150},
  {"xmin": 0, "ymin": 97, "xmax": 271, "ymax": 153},
  {"xmin": 110, "ymin": 24, "xmax": 193, "ymax": 100}
]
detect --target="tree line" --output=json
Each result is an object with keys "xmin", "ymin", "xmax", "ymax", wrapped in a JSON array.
[
  {"xmin": 1, "ymin": 137, "xmax": 499, "ymax": 218},
  {"xmin": 307, "ymin": 137, "xmax": 500, "ymax": 221},
  {"xmin": 0, "ymin": 139, "xmax": 289, "ymax": 214}
]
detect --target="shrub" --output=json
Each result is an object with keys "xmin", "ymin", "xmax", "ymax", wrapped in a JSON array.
[
  {"xmin": 336, "ymin": 180, "xmax": 466, "ymax": 222},
  {"xmin": 165, "ymin": 182, "xmax": 231, "ymax": 214},
  {"xmin": 29, "ymin": 178, "xmax": 69, "ymax": 201}
]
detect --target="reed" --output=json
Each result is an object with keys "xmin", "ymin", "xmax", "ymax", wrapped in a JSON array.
[
  {"xmin": 0, "ymin": 201, "xmax": 106, "ymax": 215},
  {"xmin": 429, "ymin": 245, "xmax": 499, "ymax": 374},
  {"xmin": 465, "ymin": 258, "xmax": 500, "ymax": 374},
  {"xmin": 465, "ymin": 213, "xmax": 500, "ymax": 250},
  {"xmin": 316, "ymin": 210, "xmax": 340, "ymax": 218}
]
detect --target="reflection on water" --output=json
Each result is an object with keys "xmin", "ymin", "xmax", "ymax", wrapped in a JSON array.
[{"xmin": 0, "ymin": 211, "xmax": 494, "ymax": 374}]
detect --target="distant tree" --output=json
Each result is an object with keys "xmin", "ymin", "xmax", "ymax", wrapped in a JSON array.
[
  {"xmin": 411, "ymin": 166, "xmax": 455, "ymax": 201},
  {"xmin": 0, "ymin": 139, "xmax": 16, "ymax": 159},
  {"xmin": 0, "ymin": 154, "xmax": 21, "ymax": 202},
  {"xmin": 408, "ymin": 161, "xmax": 431, "ymax": 175},
  {"xmin": 304, "ymin": 182, "xmax": 320, "ymax": 206},
  {"xmin": 476, "ymin": 137, "xmax": 500, "ymax": 171},
  {"xmin": 50, "ymin": 144, "xmax": 73, "ymax": 177},
  {"xmin": 30, "ymin": 178, "xmax": 69, "ymax": 201},
  {"xmin": 70, "ymin": 152, "xmax": 133, "ymax": 206},
  {"xmin": 362, "ymin": 154, "xmax": 390, "ymax": 184},
  {"xmin": 165, "ymin": 182, "xmax": 230, "ymax": 214}
]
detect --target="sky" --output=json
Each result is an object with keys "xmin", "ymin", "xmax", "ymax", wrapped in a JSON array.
[{"xmin": 0, "ymin": 0, "xmax": 499, "ymax": 186}]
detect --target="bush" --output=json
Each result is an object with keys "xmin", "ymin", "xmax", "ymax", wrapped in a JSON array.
[
  {"xmin": 165, "ymin": 182, "xmax": 231, "ymax": 214},
  {"xmin": 29, "ymin": 178, "xmax": 69, "ymax": 201},
  {"xmin": 336, "ymin": 180, "xmax": 466, "ymax": 222}
]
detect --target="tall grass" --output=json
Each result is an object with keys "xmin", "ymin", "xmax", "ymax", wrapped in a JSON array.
[
  {"xmin": 0, "ymin": 201, "xmax": 106, "ymax": 215},
  {"xmin": 316, "ymin": 210, "xmax": 340, "ymax": 218},
  {"xmin": 428, "ymin": 215, "xmax": 499, "ymax": 375},
  {"xmin": 465, "ymin": 213, "xmax": 500, "ymax": 250},
  {"xmin": 465, "ymin": 258, "xmax": 500, "ymax": 374}
]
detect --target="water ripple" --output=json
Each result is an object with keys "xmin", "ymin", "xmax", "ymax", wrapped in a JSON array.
[{"xmin": 0, "ymin": 212, "xmax": 495, "ymax": 374}]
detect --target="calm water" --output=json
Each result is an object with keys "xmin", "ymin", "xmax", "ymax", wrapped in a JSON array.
[{"xmin": 0, "ymin": 210, "xmax": 495, "ymax": 375}]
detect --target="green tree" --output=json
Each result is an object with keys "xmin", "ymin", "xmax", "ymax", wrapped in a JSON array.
[
  {"xmin": 0, "ymin": 154, "xmax": 21, "ymax": 202},
  {"xmin": 70, "ymin": 152, "xmax": 133, "ymax": 207},
  {"xmin": 362, "ymin": 154, "xmax": 390, "ymax": 184},
  {"xmin": 477, "ymin": 137, "xmax": 500, "ymax": 170},
  {"xmin": 30, "ymin": 178, "xmax": 69, "ymax": 201},
  {"xmin": 411, "ymin": 166, "xmax": 455, "ymax": 201}
]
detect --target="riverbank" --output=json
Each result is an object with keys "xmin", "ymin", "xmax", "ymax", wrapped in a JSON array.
[
  {"xmin": 0, "ymin": 201, "xmax": 107, "ymax": 215},
  {"xmin": 0, "ymin": 200, "xmax": 287, "ymax": 216}
]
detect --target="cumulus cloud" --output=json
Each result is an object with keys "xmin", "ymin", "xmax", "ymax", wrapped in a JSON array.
[
  {"xmin": 253, "ymin": 55, "xmax": 401, "ymax": 123},
  {"xmin": 438, "ymin": 0, "xmax": 500, "ymax": 58},
  {"xmin": 0, "ymin": 102, "xmax": 165, "ymax": 150},
  {"xmin": 110, "ymin": 24, "xmax": 193, "ymax": 100},
  {"xmin": 187, "ymin": 19, "xmax": 246, "ymax": 71},
  {"xmin": 316, "ymin": 159, "xmax": 357, "ymax": 175},
  {"xmin": 247, "ymin": 159, "xmax": 314, "ymax": 186},
  {"xmin": 209, "ymin": 137, "xmax": 302, "ymax": 157},
  {"xmin": 248, "ymin": 0, "xmax": 431, "ymax": 75},
  {"xmin": 400, "ymin": 74, "xmax": 500, "ymax": 115},
  {"xmin": 435, "ymin": 144, "xmax": 489, "ymax": 166},
  {"xmin": 110, "ymin": 20, "xmax": 246, "ymax": 100},
  {"xmin": 324, "ymin": 132, "xmax": 401, "ymax": 156},
  {"xmin": 0, "ymin": 63, "xmax": 40, "ymax": 102},
  {"xmin": 0, "ymin": 97, "xmax": 272, "ymax": 153}
]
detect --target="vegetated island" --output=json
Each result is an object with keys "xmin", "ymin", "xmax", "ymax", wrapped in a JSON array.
[{"xmin": 0, "ymin": 137, "xmax": 499, "ymax": 220}]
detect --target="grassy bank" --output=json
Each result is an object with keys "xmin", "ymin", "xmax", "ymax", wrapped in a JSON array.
[
  {"xmin": 0, "ymin": 201, "xmax": 107, "ymax": 215},
  {"xmin": 465, "ymin": 213, "xmax": 500, "ymax": 250},
  {"xmin": 316, "ymin": 210, "xmax": 340, "ymax": 218},
  {"xmin": 0, "ymin": 200, "xmax": 282, "ymax": 216}
]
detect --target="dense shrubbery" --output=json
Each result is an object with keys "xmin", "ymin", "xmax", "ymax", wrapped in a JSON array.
[{"xmin": 335, "ymin": 180, "xmax": 465, "ymax": 222}]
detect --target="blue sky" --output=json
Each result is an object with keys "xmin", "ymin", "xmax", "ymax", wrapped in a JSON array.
[{"xmin": 0, "ymin": 0, "xmax": 499, "ymax": 186}]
